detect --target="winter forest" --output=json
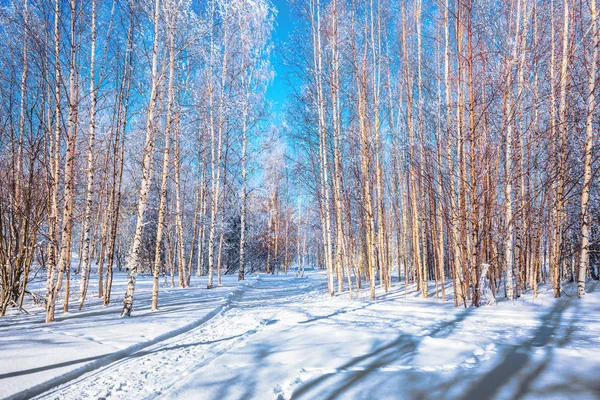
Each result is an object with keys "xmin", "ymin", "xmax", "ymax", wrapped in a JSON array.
[{"xmin": 1, "ymin": 0, "xmax": 599, "ymax": 398}]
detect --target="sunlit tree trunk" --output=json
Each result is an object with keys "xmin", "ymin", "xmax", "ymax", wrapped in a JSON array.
[
  {"xmin": 401, "ymin": 7, "xmax": 423, "ymax": 298},
  {"xmin": 435, "ymin": 27, "xmax": 446, "ymax": 301},
  {"xmin": 104, "ymin": 31, "xmax": 131, "ymax": 306},
  {"xmin": 578, "ymin": 0, "xmax": 598, "ymax": 298},
  {"xmin": 187, "ymin": 161, "xmax": 201, "ymax": 286},
  {"xmin": 310, "ymin": 0, "xmax": 334, "ymax": 295},
  {"xmin": 208, "ymin": 6, "xmax": 228, "ymax": 289},
  {"xmin": 45, "ymin": 0, "xmax": 61, "ymax": 322},
  {"xmin": 151, "ymin": 1, "xmax": 177, "ymax": 309},
  {"xmin": 330, "ymin": 0, "xmax": 351, "ymax": 297},
  {"xmin": 415, "ymin": 0, "xmax": 428, "ymax": 298},
  {"xmin": 197, "ymin": 160, "xmax": 208, "ymax": 277},
  {"xmin": 552, "ymin": 0, "xmax": 571, "ymax": 298},
  {"xmin": 47, "ymin": 0, "xmax": 79, "ymax": 321},
  {"xmin": 238, "ymin": 9, "xmax": 250, "ymax": 281},
  {"xmin": 79, "ymin": 0, "xmax": 98, "ymax": 305},
  {"xmin": 174, "ymin": 118, "xmax": 186, "ymax": 288},
  {"xmin": 122, "ymin": 0, "xmax": 161, "ymax": 316}
]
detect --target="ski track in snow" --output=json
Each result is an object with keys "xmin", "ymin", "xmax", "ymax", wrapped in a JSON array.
[
  {"xmin": 2, "ymin": 281, "xmax": 244, "ymax": 400},
  {"xmin": 32, "ymin": 274, "xmax": 328, "ymax": 400},
  {"xmin": 2, "ymin": 273, "xmax": 600, "ymax": 399}
]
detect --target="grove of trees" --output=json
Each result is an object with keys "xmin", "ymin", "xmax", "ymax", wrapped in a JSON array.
[
  {"xmin": 0, "ymin": 0, "xmax": 598, "ymax": 322},
  {"xmin": 0, "ymin": 0, "xmax": 280, "ymax": 321},
  {"xmin": 286, "ymin": 0, "xmax": 599, "ymax": 305}
]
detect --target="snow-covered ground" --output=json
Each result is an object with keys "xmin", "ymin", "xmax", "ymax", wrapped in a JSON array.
[{"xmin": 1, "ymin": 270, "xmax": 600, "ymax": 400}]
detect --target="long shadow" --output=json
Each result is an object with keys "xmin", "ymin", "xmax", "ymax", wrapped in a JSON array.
[
  {"xmin": 321, "ymin": 336, "xmax": 418, "ymax": 400},
  {"xmin": 291, "ymin": 307, "xmax": 474, "ymax": 399},
  {"xmin": 459, "ymin": 299, "xmax": 572, "ymax": 400},
  {"xmin": 1, "ymin": 301, "xmax": 229, "ymax": 400},
  {"xmin": 298, "ymin": 302, "xmax": 374, "ymax": 324},
  {"xmin": 128, "ymin": 332, "xmax": 249, "ymax": 360},
  {"xmin": 0, "ymin": 353, "xmax": 105, "ymax": 380}
]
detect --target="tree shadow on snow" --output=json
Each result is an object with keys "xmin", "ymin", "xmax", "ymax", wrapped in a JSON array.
[
  {"xmin": 453, "ymin": 299, "xmax": 578, "ymax": 400},
  {"xmin": 298, "ymin": 302, "xmax": 375, "ymax": 325},
  {"xmin": 291, "ymin": 307, "xmax": 474, "ymax": 400}
]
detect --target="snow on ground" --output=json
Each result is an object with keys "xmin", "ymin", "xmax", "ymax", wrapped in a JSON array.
[{"xmin": 1, "ymin": 270, "xmax": 600, "ymax": 400}]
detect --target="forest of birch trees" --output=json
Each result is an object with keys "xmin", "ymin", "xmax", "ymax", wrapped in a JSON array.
[
  {"xmin": 0, "ymin": 0, "xmax": 277, "ymax": 321},
  {"xmin": 287, "ymin": 0, "xmax": 600, "ymax": 305},
  {"xmin": 0, "ymin": 0, "xmax": 599, "ymax": 322}
]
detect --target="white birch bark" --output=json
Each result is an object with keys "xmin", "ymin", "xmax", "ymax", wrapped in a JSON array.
[
  {"xmin": 310, "ymin": 0, "xmax": 334, "ymax": 295},
  {"xmin": 578, "ymin": 0, "xmax": 597, "ymax": 298},
  {"xmin": 122, "ymin": 0, "xmax": 161, "ymax": 316},
  {"xmin": 79, "ymin": 0, "xmax": 97, "ymax": 305},
  {"xmin": 47, "ymin": 0, "xmax": 79, "ymax": 322}
]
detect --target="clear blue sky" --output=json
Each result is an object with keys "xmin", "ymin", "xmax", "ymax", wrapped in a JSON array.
[{"xmin": 266, "ymin": 0, "xmax": 295, "ymax": 123}]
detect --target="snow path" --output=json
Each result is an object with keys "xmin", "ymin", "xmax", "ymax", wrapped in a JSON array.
[
  {"xmin": 32, "ymin": 274, "xmax": 320, "ymax": 400},
  {"xmin": 14, "ymin": 288, "xmax": 242, "ymax": 400},
  {"xmin": 2, "ymin": 273, "xmax": 600, "ymax": 399},
  {"xmin": 0, "ymin": 273, "xmax": 251, "ymax": 399},
  {"xmin": 171, "ymin": 279, "xmax": 600, "ymax": 400}
]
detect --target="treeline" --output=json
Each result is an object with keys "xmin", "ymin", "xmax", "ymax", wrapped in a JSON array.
[
  {"xmin": 1, "ymin": 0, "xmax": 598, "ymax": 322},
  {"xmin": 0, "ymin": 0, "xmax": 292, "ymax": 321},
  {"xmin": 286, "ymin": 0, "xmax": 599, "ymax": 305}
]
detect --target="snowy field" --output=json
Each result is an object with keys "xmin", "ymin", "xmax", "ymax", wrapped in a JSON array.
[{"xmin": 1, "ymin": 271, "xmax": 600, "ymax": 400}]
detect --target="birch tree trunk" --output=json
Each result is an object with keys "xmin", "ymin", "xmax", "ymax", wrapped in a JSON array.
[
  {"xmin": 416, "ymin": 0, "xmax": 428, "ymax": 298},
  {"xmin": 444, "ymin": 0, "xmax": 462, "ymax": 307},
  {"xmin": 175, "ymin": 116, "xmax": 186, "ymax": 288},
  {"xmin": 197, "ymin": 161, "xmax": 208, "ymax": 277},
  {"xmin": 578, "ymin": 0, "xmax": 597, "ymax": 298},
  {"xmin": 45, "ymin": 0, "xmax": 61, "ymax": 321},
  {"xmin": 104, "ymin": 32, "xmax": 131, "ymax": 306},
  {"xmin": 47, "ymin": 0, "xmax": 78, "ymax": 322},
  {"xmin": 552, "ymin": 0, "xmax": 571, "ymax": 298},
  {"xmin": 151, "ymin": 3, "xmax": 176, "ymax": 309},
  {"xmin": 311, "ymin": 0, "xmax": 334, "ymax": 295},
  {"xmin": 330, "ymin": 0, "xmax": 351, "ymax": 298},
  {"xmin": 401, "ymin": 8, "xmax": 423, "ymax": 299},
  {"xmin": 16, "ymin": 0, "xmax": 28, "ymax": 204},
  {"xmin": 79, "ymin": 0, "xmax": 97, "ymax": 305},
  {"xmin": 466, "ymin": 0, "xmax": 479, "ymax": 306},
  {"xmin": 187, "ymin": 161, "xmax": 201, "ymax": 286},
  {"xmin": 207, "ymin": 6, "xmax": 228, "ymax": 289},
  {"xmin": 435, "ymin": 29, "xmax": 446, "ymax": 301},
  {"xmin": 238, "ymin": 97, "xmax": 248, "ymax": 280},
  {"xmin": 456, "ymin": 0, "xmax": 469, "ymax": 304},
  {"xmin": 121, "ymin": 0, "xmax": 161, "ymax": 316},
  {"xmin": 503, "ymin": 0, "xmax": 525, "ymax": 302}
]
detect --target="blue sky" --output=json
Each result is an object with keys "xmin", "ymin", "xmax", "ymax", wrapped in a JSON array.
[{"xmin": 266, "ymin": 0, "xmax": 295, "ymax": 123}]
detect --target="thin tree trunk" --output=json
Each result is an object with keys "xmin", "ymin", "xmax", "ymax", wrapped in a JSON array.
[
  {"xmin": 578, "ymin": 0, "xmax": 597, "ymax": 298},
  {"xmin": 311, "ymin": 0, "xmax": 335, "ymax": 296},
  {"xmin": 552, "ymin": 0, "xmax": 571, "ymax": 299},
  {"xmin": 207, "ymin": 5, "xmax": 228, "ymax": 289},
  {"xmin": 79, "ymin": 0, "xmax": 97, "ymax": 305},
  {"xmin": 45, "ymin": 0, "xmax": 61, "ymax": 322},
  {"xmin": 47, "ymin": 0, "xmax": 78, "ymax": 322},
  {"xmin": 121, "ymin": 0, "xmax": 161, "ymax": 316}
]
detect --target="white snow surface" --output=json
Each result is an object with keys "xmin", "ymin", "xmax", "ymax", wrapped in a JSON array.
[{"xmin": 1, "ymin": 271, "xmax": 600, "ymax": 400}]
